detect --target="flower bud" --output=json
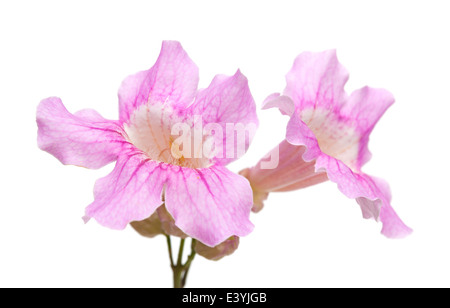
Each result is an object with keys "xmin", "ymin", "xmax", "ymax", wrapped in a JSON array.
[
  {"xmin": 195, "ymin": 236, "xmax": 239, "ymax": 261},
  {"xmin": 130, "ymin": 211, "xmax": 163, "ymax": 238},
  {"xmin": 157, "ymin": 205, "xmax": 188, "ymax": 238}
]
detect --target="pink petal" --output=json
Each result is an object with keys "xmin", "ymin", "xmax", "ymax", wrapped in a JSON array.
[
  {"xmin": 164, "ymin": 166, "xmax": 254, "ymax": 247},
  {"xmin": 378, "ymin": 200, "xmax": 412, "ymax": 239},
  {"xmin": 37, "ymin": 97, "xmax": 126, "ymax": 169},
  {"xmin": 188, "ymin": 70, "xmax": 258, "ymax": 165},
  {"xmin": 285, "ymin": 113, "xmax": 322, "ymax": 161},
  {"xmin": 262, "ymin": 93, "xmax": 295, "ymax": 116},
  {"xmin": 315, "ymin": 154, "xmax": 412, "ymax": 238},
  {"xmin": 342, "ymin": 86, "xmax": 395, "ymax": 169},
  {"xmin": 118, "ymin": 41, "xmax": 199, "ymax": 123},
  {"xmin": 284, "ymin": 49, "xmax": 349, "ymax": 112},
  {"xmin": 261, "ymin": 92, "xmax": 327, "ymax": 162},
  {"xmin": 85, "ymin": 152, "xmax": 166, "ymax": 229}
]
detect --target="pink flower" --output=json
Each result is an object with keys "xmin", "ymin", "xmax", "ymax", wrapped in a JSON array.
[
  {"xmin": 37, "ymin": 41, "xmax": 258, "ymax": 247},
  {"xmin": 242, "ymin": 50, "xmax": 411, "ymax": 238}
]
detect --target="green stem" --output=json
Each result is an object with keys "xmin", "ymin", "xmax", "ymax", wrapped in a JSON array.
[
  {"xmin": 173, "ymin": 265, "xmax": 183, "ymax": 288},
  {"xmin": 173, "ymin": 238, "xmax": 185, "ymax": 288},
  {"xmin": 166, "ymin": 237, "xmax": 197, "ymax": 288},
  {"xmin": 165, "ymin": 235, "xmax": 174, "ymax": 267},
  {"xmin": 177, "ymin": 238, "xmax": 186, "ymax": 266},
  {"xmin": 181, "ymin": 239, "xmax": 196, "ymax": 288}
]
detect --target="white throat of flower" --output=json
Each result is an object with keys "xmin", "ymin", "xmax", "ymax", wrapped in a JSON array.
[
  {"xmin": 124, "ymin": 104, "xmax": 213, "ymax": 169},
  {"xmin": 301, "ymin": 108, "xmax": 360, "ymax": 170}
]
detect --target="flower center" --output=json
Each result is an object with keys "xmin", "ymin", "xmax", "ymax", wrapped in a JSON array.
[
  {"xmin": 301, "ymin": 108, "xmax": 360, "ymax": 170},
  {"xmin": 124, "ymin": 104, "xmax": 212, "ymax": 168}
]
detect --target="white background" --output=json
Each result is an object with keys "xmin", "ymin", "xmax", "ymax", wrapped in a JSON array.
[{"xmin": 1, "ymin": 0, "xmax": 449, "ymax": 288}]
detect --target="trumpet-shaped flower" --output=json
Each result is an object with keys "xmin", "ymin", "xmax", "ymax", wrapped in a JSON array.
[
  {"xmin": 37, "ymin": 41, "xmax": 258, "ymax": 247},
  {"xmin": 242, "ymin": 50, "xmax": 411, "ymax": 238}
]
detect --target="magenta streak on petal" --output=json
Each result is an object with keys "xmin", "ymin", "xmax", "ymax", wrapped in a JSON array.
[
  {"xmin": 90, "ymin": 153, "xmax": 141, "ymax": 214},
  {"xmin": 123, "ymin": 158, "xmax": 152, "ymax": 190},
  {"xmin": 85, "ymin": 153, "xmax": 166, "ymax": 229},
  {"xmin": 37, "ymin": 97, "xmax": 127, "ymax": 169},
  {"xmin": 164, "ymin": 166, "xmax": 254, "ymax": 247},
  {"xmin": 194, "ymin": 169, "xmax": 214, "ymax": 196}
]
